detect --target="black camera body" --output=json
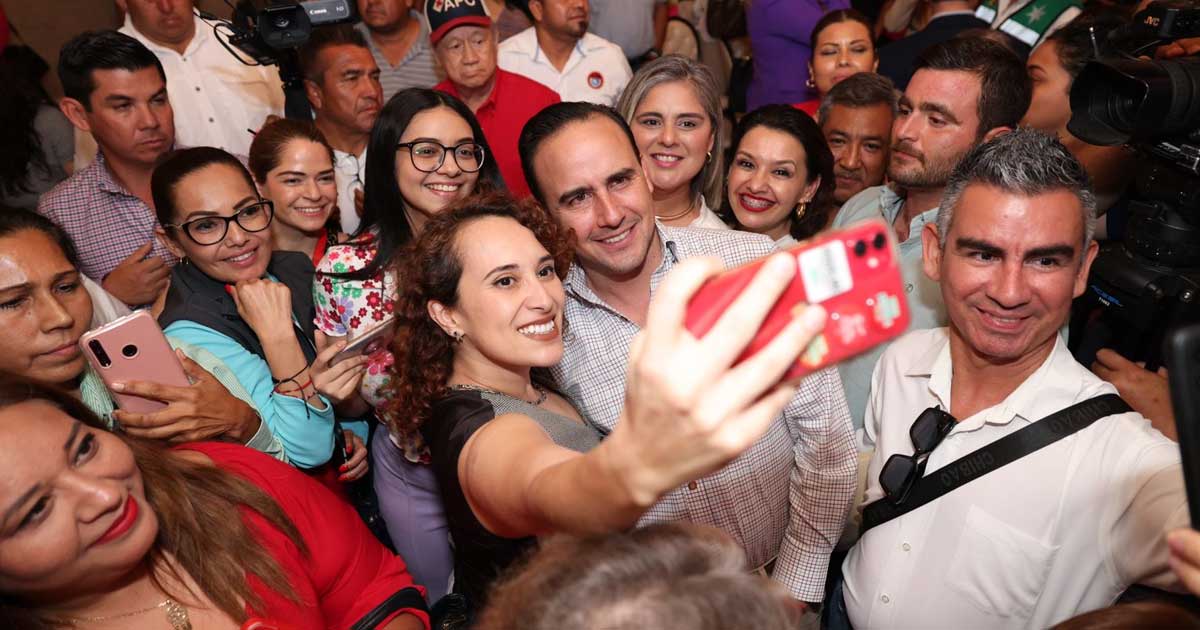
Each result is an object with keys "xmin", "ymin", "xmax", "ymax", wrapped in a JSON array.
[
  {"xmin": 205, "ymin": 1, "xmax": 358, "ymax": 119},
  {"xmin": 1068, "ymin": 2, "xmax": 1200, "ymax": 370},
  {"xmin": 227, "ymin": 0, "xmax": 356, "ymax": 65}
]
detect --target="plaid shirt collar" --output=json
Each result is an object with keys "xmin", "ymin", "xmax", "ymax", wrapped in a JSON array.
[
  {"xmin": 90, "ymin": 152, "xmax": 140, "ymax": 199},
  {"xmin": 563, "ymin": 221, "xmax": 684, "ymax": 313}
]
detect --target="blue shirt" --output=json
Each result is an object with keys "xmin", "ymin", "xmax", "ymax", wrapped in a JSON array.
[
  {"xmin": 164, "ymin": 319, "xmax": 342, "ymax": 468},
  {"xmin": 832, "ymin": 185, "xmax": 946, "ymax": 430}
]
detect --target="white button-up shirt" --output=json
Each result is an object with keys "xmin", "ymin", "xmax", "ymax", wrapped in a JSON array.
[
  {"xmin": 843, "ymin": 328, "xmax": 1186, "ymax": 629},
  {"xmin": 497, "ymin": 28, "xmax": 632, "ymax": 106},
  {"xmin": 333, "ymin": 147, "xmax": 367, "ymax": 236},
  {"xmin": 121, "ymin": 16, "xmax": 284, "ymax": 158}
]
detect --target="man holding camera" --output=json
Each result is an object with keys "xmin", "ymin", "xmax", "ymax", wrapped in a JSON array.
[
  {"xmin": 117, "ymin": 0, "xmax": 284, "ymax": 158},
  {"xmin": 832, "ymin": 129, "xmax": 1186, "ymax": 629}
]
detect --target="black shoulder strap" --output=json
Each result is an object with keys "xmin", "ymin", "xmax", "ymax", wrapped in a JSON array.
[{"xmin": 861, "ymin": 394, "xmax": 1131, "ymax": 534}]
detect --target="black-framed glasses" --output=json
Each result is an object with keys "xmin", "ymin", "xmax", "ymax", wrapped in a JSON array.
[
  {"xmin": 165, "ymin": 200, "xmax": 274, "ymax": 245},
  {"xmin": 396, "ymin": 141, "xmax": 486, "ymax": 173},
  {"xmin": 879, "ymin": 407, "xmax": 956, "ymax": 505}
]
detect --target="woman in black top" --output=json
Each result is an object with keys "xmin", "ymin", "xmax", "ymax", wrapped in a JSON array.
[{"xmin": 387, "ymin": 194, "xmax": 831, "ymax": 609}]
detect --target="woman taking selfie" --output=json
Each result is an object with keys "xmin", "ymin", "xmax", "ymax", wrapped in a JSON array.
[
  {"xmin": 724, "ymin": 105, "xmax": 836, "ymax": 247},
  {"xmin": 391, "ymin": 195, "xmax": 828, "ymax": 613},
  {"xmin": 0, "ymin": 377, "xmax": 428, "ymax": 629},
  {"xmin": 248, "ymin": 118, "xmax": 347, "ymax": 265},
  {"xmin": 0, "ymin": 208, "xmax": 284, "ymax": 457},
  {"xmin": 617, "ymin": 56, "xmax": 727, "ymax": 229},
  {"xmin": 152, "ymin": 147, "xmax": 368, "ymax": 475},
  {"xmin": 313, "ymin": 88, "xmax": 504, "ymax": 601},
  {"xmin": 794, "ymin": 10, "xmax": 878, "ymax": 116}
]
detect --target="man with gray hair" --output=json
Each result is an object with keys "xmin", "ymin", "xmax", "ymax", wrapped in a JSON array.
[
  {"xmin": 817, "ymin": 73, "xmax": 898, "ymax": 208},
  {"xmin": 831, "ymin": 129, "xmax": 1186, "ymax": 629}
]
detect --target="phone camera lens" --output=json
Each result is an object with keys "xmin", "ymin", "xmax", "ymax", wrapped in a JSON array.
[
  {"xmin": 121, "ymin": 344, "xmax": 138, "ymax": 358},
  {"xmin": 873, "ymin": 233, "xmax": 887, "ymax": 250},
  {"xmin": 88, "ymin": 340, "xmax": 113, "ymax": 368},
  {"xmin": 853, "ymin": 240, "xmax": 868, "ymax": 257}
]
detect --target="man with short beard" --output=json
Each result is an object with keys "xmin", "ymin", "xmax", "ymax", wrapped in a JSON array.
[
  {"xmin": 497, "ymin": 0, "xmax": 631, "ymax": 106},
  {"xmin": 830, "ymin": 38, "xmax": 1029, "ymax": 430}
]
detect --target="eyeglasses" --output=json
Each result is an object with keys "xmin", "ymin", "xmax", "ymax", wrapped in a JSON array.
[
  {"xmin": 878, "ymin": 407, "xmax": 956, "ymax": 505},
  {"xmin": 165, "ymin": 200, "xmax": 274, "ymax": 245},
  {"xmin": 397, "ymin": 141, "xmax": 486, "ymax": 173}
]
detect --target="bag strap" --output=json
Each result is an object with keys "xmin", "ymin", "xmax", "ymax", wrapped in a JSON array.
[{"xmin": 861, "ymin": 394, "xmax": 1131, "ymax": 534}]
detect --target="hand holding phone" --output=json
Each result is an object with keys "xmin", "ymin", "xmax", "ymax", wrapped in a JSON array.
[
  {"xmin": 80, "ymin": 311, "xmax": 190, "ymax": 414},
  {"xmin": 685, "ymin": 219, "xmax": 911, "ymax": 383}
]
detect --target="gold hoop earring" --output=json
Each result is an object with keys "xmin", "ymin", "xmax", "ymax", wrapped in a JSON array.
[
  {"xmin": 795, "ymin": 202, "xmax": 808, "ymax": 219},
  {"xmin": 705, "ymin": 150, "xmax": 713, "ymax": 163}
]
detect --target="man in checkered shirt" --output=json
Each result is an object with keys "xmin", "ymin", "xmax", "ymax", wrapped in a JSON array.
[
  {"xmin": 519, "ymin": 101, "xmax": 857, "ymax": 606},
  {"xmin": 39, "ymin": 31, "xmax": 179, "ymax": 308}
]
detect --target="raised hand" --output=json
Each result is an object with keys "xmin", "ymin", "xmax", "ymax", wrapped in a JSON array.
[
  {"xmin": 609, "ymin": 253, "xmax": 827, "ymax": 505},
  {"xmin": 112, "ymin": 349, "xmax": 261, "ymax": 443},
  {"xmin": 102, "ymin": 241, "xmax": 170, "ymax": 306}
]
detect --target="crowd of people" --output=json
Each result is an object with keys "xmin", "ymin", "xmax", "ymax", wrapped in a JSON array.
[{"xmin": 2, "ymin": 0, "xmax": 1199, "ymax": 628}]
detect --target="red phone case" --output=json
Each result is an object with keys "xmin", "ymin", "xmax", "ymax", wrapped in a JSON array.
[
  {"xmin": 685, "ymin": 219, "xmax": 911, "ymax": 382},
  {"xmin": 79, "ymin": 311, "xmax": 190, "ymax": 414}
]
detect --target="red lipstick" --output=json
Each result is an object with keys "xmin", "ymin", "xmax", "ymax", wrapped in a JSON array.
[{"xmin": 94, "ymin": 496, "xmax": 139, "ymax": 547}]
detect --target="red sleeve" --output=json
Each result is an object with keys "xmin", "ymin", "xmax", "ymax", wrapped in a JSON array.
[{"xmin": 178, "ymin": 442, "xmax": 430, "ymax": 630}]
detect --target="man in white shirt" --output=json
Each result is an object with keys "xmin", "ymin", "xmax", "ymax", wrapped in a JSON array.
[
  {"xmin": 834, "ymin": 129, "xmax": 1186, "ymax": 629},
  {"xmin": 497, "ymin": 0, "xmax": 631, "ymax": 106},
  {"xmin": 298, "ymin": 26, "xmax": 384, "ymax": 235},
  {"xmin": 117, "ymin": 0, "xmax": 284, "ymax": 158}
]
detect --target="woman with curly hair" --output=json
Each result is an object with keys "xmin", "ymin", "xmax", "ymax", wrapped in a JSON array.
[
  {"xmin": 312, "ymin": 88, "xmax": 505, "ymax": 601},
  {"xmin": 389, "ymin": 193, "xmax": 829, "ymax": 617}
]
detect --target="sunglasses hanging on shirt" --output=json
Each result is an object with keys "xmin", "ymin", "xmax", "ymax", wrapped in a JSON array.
[{"xmin": 879, "ymin": 406, "xmax": 957, "ymax": 505}]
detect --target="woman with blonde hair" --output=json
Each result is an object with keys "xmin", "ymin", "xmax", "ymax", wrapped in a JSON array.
[{"xmin": 617, "ymin": 55, "xmax": 728, "ymax": 229}]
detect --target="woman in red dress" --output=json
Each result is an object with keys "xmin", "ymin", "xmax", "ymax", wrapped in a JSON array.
[{"xmin": 0, "ymin": 378, "xmax": 428, "ymax": 630}]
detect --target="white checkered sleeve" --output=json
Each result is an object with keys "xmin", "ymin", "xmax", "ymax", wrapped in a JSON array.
[{"xmin": 772, "ymin": 365, "xmax": 857, "ymax": 601}]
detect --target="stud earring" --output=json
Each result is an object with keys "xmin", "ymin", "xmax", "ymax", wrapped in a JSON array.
[{"xmin": 451, "ymin": 331, "xmax": 464, "ymax": 343}]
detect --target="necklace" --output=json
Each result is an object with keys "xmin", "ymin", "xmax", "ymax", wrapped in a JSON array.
[
  {"xmin": 61, "ymin": 598, "xmax": 192, "ymax": 629},
  {"xmin": 656, "ymin": 195, "xmax": 699, "ymax": 223},
  {"xmin": 452, "ymin": 383, "xmax": 548, "ymax": 406}
]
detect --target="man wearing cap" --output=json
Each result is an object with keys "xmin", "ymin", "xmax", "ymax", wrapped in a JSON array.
[
  {"xmin": 497, "ymin": 0, "xmax": 632, "ymax": 106},
  {"xmin": 427, "ymin": 0, "xmax": 560, "ymax": 198}
]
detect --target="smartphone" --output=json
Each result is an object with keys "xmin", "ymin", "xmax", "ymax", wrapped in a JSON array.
[
  {"xmin": 1166, "ymin": 323, "xmax": 1200, "ymax": 527},
  {"xmin": 332, "ymin": 317, "xmax": 396, "ymax": 365},
  {"xmin": 79, "ymin": 311, "xmax": 190, "ymax": 414},
  {"xmin": 684, "ymin": 219, "xmax": 911, "ymax": 383}
]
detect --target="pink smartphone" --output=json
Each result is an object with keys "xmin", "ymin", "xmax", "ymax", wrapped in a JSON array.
[{"xmin": 79, "ymin": 311, "xmax": 190, "ymax": 414}]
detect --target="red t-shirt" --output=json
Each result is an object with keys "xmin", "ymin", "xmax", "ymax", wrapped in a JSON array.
[
  {"xmin": 793, "ymin": 99, "xmax": 820, "ymax": 118},
  {"xmin": 176, "ymin": 442, "xmax": 429, "ymax": 630},
  {"xmin": 436, "ymin": 69, "xmax": 560, "ymax": 199}
]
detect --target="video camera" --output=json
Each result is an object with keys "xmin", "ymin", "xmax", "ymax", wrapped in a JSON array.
[
  {"xmin": 1067, "ymin": 1, "xmax": 1200, "ymax": 370},
  {"xmin": 204, "ymin": 1, "xmax": 357, "ymax": 119}
]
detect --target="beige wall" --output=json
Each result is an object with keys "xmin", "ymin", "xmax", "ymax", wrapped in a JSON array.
[{"xmin": 1, "ymin": 0, "xmax": 235, "ymax": 98}]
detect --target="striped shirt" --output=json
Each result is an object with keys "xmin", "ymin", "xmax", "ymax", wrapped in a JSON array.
[
  {"xmin": 551, "ymin": 223, "xmax": 858, "ymax": 601},
  {"xmin": 37, "ymin": 152, "xmax": 178, "ymax": 283},
  {"xmin": 357, "ymin": 19, "xmax": 442, "ymax": 103}
]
